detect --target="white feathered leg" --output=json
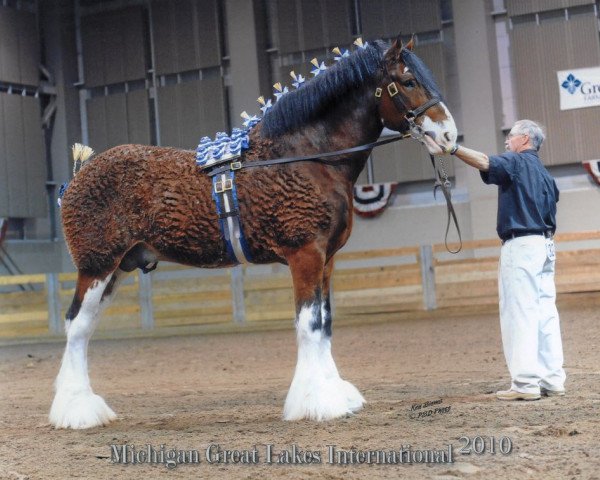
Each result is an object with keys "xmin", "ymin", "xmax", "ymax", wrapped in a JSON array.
[
  {"xmin": 283, "ymin": 302, "xmax": 364, "ymax": 421},
  {"xmin": 49, "ymin": 271, "xmax": 122, "ymax": 429}
]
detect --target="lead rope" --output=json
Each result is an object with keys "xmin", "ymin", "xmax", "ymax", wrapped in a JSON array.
[{"xmin": 430, "ymin": 154, "xmax": 462, "ymax": 254}]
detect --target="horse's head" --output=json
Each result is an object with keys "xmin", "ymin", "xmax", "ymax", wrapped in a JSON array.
[{"xmin": 377, "ymin": 35, "xmax": 457, "ymax": 154}]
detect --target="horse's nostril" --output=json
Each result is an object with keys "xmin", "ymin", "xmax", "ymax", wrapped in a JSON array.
[{"xmin": 444, "ymin": 132, "xmax": 452, "ymax": 142}]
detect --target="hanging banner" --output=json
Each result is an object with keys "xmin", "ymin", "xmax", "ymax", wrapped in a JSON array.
[{"xmin": 557, "ymin": 67, "xmax": 600, "ymax": 111}]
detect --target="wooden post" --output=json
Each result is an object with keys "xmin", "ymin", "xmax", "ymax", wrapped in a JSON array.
[
  {"xmin": 46, "ymin": 273, "xmax": 63, "ymax": 334},
  {"xmin": 419, "ymin": 245, "xmax": 437, "ymax": 310},
  {"xmin": 231, "ymin": 265, "xmax": 246, "ymax": 324},
  {"xmin": 138, "ymin": 270, "xmax": 154, "ymax": 330}
]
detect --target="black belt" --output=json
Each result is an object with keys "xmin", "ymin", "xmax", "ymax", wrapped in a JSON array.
[{"xmin": 501, "ymin": 230, "xmax": 553, "ymax": 242}]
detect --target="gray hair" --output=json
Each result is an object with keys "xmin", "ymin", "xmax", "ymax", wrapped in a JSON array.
[{"xmin": 512, "ymin": 119, "xmax": 546, "ymax": 151}]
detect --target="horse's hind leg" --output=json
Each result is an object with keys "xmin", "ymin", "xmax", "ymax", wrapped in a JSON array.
[
  {"xmin": 283, "ymin": 246, "xmax": 364, "ymax": 421},
  {"xmin": 49, "ymin": 269, "xmax": 125, "ymax": 429}
]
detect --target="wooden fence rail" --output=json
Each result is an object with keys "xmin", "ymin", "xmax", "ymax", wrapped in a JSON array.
[{"xmin": 1, "ymin": 231, "xmax": 599, "ymax": 339}]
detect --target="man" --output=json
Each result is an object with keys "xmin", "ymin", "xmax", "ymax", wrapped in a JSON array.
[{"xmin": 435, "ymin": 119, "xmax": 566, "ymax": 401}]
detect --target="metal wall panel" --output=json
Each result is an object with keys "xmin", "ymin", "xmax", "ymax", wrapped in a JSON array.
[
  {"xmin": 198, "ymin": 76, "xmax": 227, "ymax": 136},
  {"xmin": 21, "ymin": 96, "xmax": 46, "ymax": 217},
  {"xmin": 507, "ymin": 0, "xmax": 594, "ymax": 17},
  {"xmin": 105, "ymin": 94, "xmax": 129, "ymax": 148},
  {"xmin": 382, "ymin": 0, "xmax": 407, "ymax": 38},
  {"xmin": 0, "ymin": 7, "xmax": 39, "ymax": 85},
  {"xmin": 82, "ymin": 7, "xmax": 147, "ymax": 87},
  {"xmin": 511, "ymin": 15, "xmax": 600, "ymax": 165},
  {"xmin": 16, "ymin": 9, "xmax": 40, "ymax": 85},
  {"xmin": 157, "ymin": 77, "xmax": 226, "ymax": 148},
  {"xmin": 0, "ymin": 7, "xmax": 19, "ymax": 83},
  {"xmin": 278, "ymin": 0, "xmax": 352, "ymax": 54},
  {"xmin": 87, "ymin": 92, "xmax": 152, "ymax": 154},
  {"xmin": 0, "ymin": 94, "xmax": 46, "ymax": 218},
  {"xmin": 87, "ymin": 96, "xmax": 109, "ymax": 154},
  {"xmin": 276, "ymin": 0, "xmax": 300, "ymax": 54},
  {"xmin": 358, "ymin": 0, "xmax": 382, "ymax": 40},
  {"xmin": 0, "ymin": 94, "xmax": 9, "ymax": 215},
  {"xmin": 126, "ymin": 89, "xmax": 152, "ymax": 145},
  {"xmin": 324, "ymin": 0, "xmax": 353, "ymax": 47},
  {"xmin": 151, "ymin": 0, "xmax": 221, "ymax": 75},
  {"xmin": 155, "ymin": 85, "xmax": 179, "ymax": 148},
  {"xmin": 3, "ymin": 94, "xmax": 28, "ymax": 217},
  {"xmin": 300, "ymin": 0, "xmax": 325, "ymax": 51},
  {"xmin": 410, "ymin": 0, "xmax": 441, "ymax": 34},
  {"xmin": 360, "ymin": 0, "xmax": 439, "ymax": 40}
]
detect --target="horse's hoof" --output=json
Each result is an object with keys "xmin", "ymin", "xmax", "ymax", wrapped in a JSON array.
[
  {"xmin": 283, "ymin": 376, "xmax": 365, "ymax": 421},
  {"xmin": 49, "ymin": 390, "xmax": 116, "ymax": 429}
]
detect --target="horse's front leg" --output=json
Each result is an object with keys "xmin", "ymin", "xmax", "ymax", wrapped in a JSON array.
[
  {"xmin": 283, "ymin": 245, "xmax": 364, "ymax": 421},
  {"xmin": 320, "ymin": 258, "xmax": 365, "ymax": 411}
]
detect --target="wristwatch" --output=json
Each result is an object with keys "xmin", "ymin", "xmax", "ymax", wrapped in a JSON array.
[{"xmin": 448, "ymin": 145, "xmax": 459, "ymax": 155}]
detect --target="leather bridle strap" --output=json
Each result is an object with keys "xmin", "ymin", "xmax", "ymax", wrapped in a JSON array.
[
  {"xmin": 206, "ymin": 133, "xmax": 410, "ymax": 177},
  {"xmin": 406, "ymin": 97, "xmax": 442, "ymax": 120},
  {"xmin": 429, "ymin": 153, "xmax": 462, "ymax": 254}
]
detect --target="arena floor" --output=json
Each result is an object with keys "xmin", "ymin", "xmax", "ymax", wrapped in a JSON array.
[{"xmin": 1, "ymin": 297, "xmax": 599, "ymax": 480}]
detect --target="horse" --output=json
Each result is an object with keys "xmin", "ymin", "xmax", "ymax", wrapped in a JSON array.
[{"xmin": 49, "ymin": 35, "xmax": 457, "ymax": 429}]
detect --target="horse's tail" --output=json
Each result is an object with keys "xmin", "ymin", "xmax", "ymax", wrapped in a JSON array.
[{"xmin": 72, "ymin": 143, "xmax": 95, "ymax": 175}]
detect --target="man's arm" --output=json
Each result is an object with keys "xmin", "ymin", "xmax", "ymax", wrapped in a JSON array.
[{"xmin": 451, "ymin": 146, "xmax": 490, "ymax": 172}]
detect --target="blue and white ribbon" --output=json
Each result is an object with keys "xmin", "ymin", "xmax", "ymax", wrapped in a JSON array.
[
  {"xmin": 310, "ymin": 58, "xmax": 327, "ymax": 77},
  {"xmin": 332, "ymin": 47, "xmax": 350, "ymax": 61},
  {"xmin": 290, "ymin": 70, "xmax": 306, "ymax": 89}
]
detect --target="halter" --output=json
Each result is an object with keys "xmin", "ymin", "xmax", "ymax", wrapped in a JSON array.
[{"xmin": 375, "ymin": 62, "xmax": 441, "ymax": 142}]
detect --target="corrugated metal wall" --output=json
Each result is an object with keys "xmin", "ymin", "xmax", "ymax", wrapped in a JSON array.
[
  {"xmin": 0, "ymin": 6, "xmax": 46, "ymax": 219},
  {"xmin": 276, "ymin": 0, "xmax": 353, "ymax": 55},
  {"xmin": 509, "ymin": 3, "xmax": 600, "ymax": 165},
  {"xmin": 506, "ymin": 0, "xmax": 595, "ymax": 17},
  {"xmin": 81, "ymin": 0, "xmax": 226, "ymax": 153},
  {"xmin": 360, "ymin": 0, "xmax": 441, "ymax": 38}
]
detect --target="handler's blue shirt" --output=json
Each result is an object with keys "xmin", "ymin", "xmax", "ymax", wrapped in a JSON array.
[{"xmin": 480, "ymin": 149, "xmax": 559, "ymax": 241}]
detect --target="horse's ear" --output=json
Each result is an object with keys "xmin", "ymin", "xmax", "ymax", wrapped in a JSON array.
[
  {"xmin": 392, "ymin": 33, "xmax": 403, "ymax": 50},
  {"xmin": 405, "ymin": 35, "xmax": 415, "ymax": 51},
  {"xmin": 387, "ymin": 33, "xmax": 403, "ymax": 60}
]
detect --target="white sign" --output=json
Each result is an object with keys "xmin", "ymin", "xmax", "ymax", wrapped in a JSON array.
[{"xmin": 557, "ymin": 67, "xmax": 600, "ymax": 110}]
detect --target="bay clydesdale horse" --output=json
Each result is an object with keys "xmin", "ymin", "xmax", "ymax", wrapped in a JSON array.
[{"xmin": 51, "ymin": 35, "xmax": 457, "ymax": 429}]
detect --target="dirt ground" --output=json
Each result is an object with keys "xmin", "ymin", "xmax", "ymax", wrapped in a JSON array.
[{"xmin": 1, "ymin": 299, "xmax": 599, "ymax": 480}]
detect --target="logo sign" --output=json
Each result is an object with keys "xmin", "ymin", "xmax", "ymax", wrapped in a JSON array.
[{"xmin": 557, "ymin": 67, "xmax": 600, "ymax": 111}]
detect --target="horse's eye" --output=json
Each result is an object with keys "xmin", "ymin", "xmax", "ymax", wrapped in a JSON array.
[{"xmin": 403, "ymin": 80, "xmax": 416, "ymax": 89}]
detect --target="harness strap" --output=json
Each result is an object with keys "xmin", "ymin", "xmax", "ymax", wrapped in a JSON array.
[
  {"xmin": 207, "ymin": 134, "xmax": 410, "ymax": 177},
  {"xmin": 212, "ymin": 171, "xmax": 252, "ymax": 264},
  {"xmin": 430, "ymin": 154, "xmax": 462, "ymax": 253}
]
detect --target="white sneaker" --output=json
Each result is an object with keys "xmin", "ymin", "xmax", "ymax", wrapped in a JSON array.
[{"xmin": 496, "ymin": 389, "xmax": 541, "ymax": 401}]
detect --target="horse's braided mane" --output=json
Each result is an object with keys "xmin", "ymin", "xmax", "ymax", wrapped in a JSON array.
[{"xmin": 260, "ymin": 40, "xmax": 389, "ymax": 139}]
